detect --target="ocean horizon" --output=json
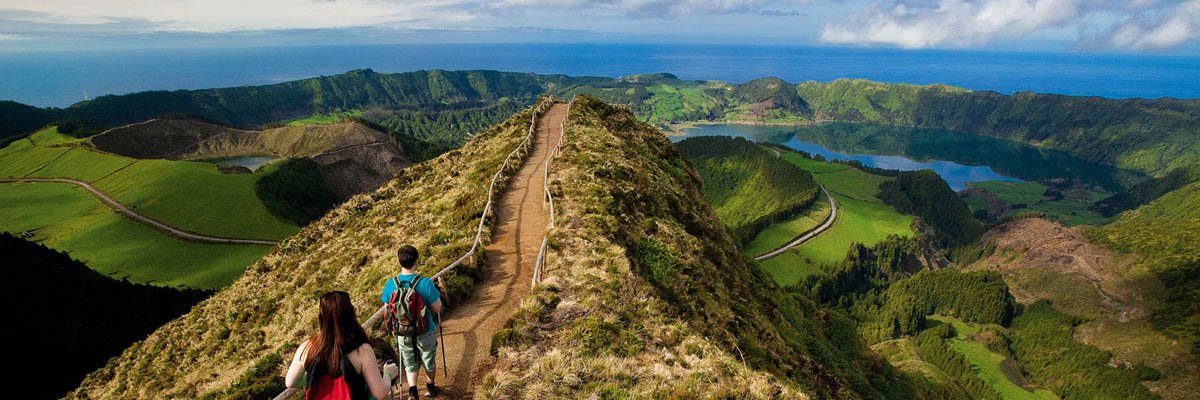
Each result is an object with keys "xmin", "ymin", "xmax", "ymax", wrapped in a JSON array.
[{"xmin": 2, "ymin": 43, "xmax": 1198, "ymax": 108}]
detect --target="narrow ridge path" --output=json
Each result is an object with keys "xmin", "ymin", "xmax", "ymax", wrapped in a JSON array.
[
  {"xmin": 434, "ymin": 103, "xmax": 568, "ymax": 398},
  {"xmin": 0, "ymin": 177, "xmax": 278, "ymax": 245}
]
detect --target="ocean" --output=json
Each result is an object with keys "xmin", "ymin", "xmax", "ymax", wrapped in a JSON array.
[{"xmin": 1, "ymin": 43, "xmax": 1197, "ymax": 107}]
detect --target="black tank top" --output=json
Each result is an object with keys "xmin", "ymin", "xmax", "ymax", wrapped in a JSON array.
[{"xmin": 305, "ymin": 348, "xmax": 370, "ymax": 400}]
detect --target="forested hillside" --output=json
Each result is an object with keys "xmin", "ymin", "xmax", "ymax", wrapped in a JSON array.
[
  {"xmin": 796, "ymin": 79, "xmax": 1200, "ymax": 176},
  {"xmin": 879, "ymin": 170, "xmax": 984, "ymax": 247},
  {"xmin": 677, "ymin": 136, "xmax": 819, "ymax": 244},
  {"xmin": 1090, "ymin": 181, "xmax": 1200, "ymax": 356},
  {"xmin": 70, "ymin": 101, "xmax": 547, "ymax": 399},
  {"xmin": 5, "ymin": 70, "xmax": 1197, "ymax": 178},
  {"xmin": 1, "ymin": 233, "xmax": 210, "ymax": 399},
  {"xmin": 482, "ymin": 96, "xmax": 945, "ymax": 398}
]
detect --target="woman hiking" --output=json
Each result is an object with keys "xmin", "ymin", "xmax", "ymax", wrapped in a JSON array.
[{"xmin": 285, "ymin": 291, "xmax": 399, "ymax": 400}]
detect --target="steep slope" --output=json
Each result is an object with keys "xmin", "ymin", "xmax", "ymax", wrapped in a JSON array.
[
  {"xmin": 1090, "ymin": 182, "xmax": 1200, "ymax": 358},
  {"xmin": 479, "ymin": 96, "xmax": 935, "ymax": 398},
  {"xmin": 1, "ymin": 232, "xmax": 209, "ymax": 399},
  {"xmin": 64, "ymin": 69, "xmax": 593, "ymax": 128},
  {"xmin": 0, "ymin": 100, "xmax": 58, "ymax": 143},
  {"xmin": 91, "ymin": 118, "xmax": 413, "ymax": 198},
  {"xmin": 796, "ymin": 79, "xmax": 1200, "ymax": 175},
  {"xmin": 968, "ymin": 218, "xmax": 1196, "ymax": 399},
  {"xmin": 677, "ymin": 135, "xmax": 819, "ymax": 244},
  {"xmin": 7, "ymin": 70, "xmax": 1198, "ymax": 177},
  {"xmin": 70, "ymin": 101, "xmax": 547, "ymax": 399}
]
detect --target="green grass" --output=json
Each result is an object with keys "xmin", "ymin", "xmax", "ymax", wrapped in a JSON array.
[
  {"xmin": 929, "ymin": 316, "xmax": 1060, "ymax": 400},
  {"xmin": 814, "ymin": 168, "xmax": 891, "ymax": 202},
  {"xmin": 778, "ymin": 151, "xmax": 848, "ymax": 173},
  {"xmin": 644, "ymin": 83, "xmax": 722, "ymax": 123},
  {"xmin": 32, "ymin": 147, "xmax": 135, "ymax": 181},
  {"xmin": 283, "ymin": 110, "xmax": 362, "ymax": 126},
  {"xmin": 754, "ymin": 153, "xmax": 915, "ymax": 286},
  {"xmin": 0, "ymin": 131, "xmax": 299, "ymax": 241},
  {"xmin": 0, "ymin": 182, "xmax": 269, "ymax": 288},
  {"xmin": 963, "ymin": 181, "xmax": 1110, "ymax": 226},
  {"xmin": 744, "ymin": 191, "xmax": 830, "ymax": 256},
  {"xmin": 94, "ymin": 159, "xmax": 298, "ymax": 240}
]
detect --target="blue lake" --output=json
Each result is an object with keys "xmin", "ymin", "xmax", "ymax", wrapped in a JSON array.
[
  {"xmin": 677, "ymin": 123, "xmax": 1142, "ymax": 192},
  {"xmin": 206, "ymin": 156, "xmax": 275, "ymax": 171},
  {"xmin": 2, "ymin": 43, "xmax": 1198, "ymax": 107}
]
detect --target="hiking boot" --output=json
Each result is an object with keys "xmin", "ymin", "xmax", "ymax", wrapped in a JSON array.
[
  {"xmin": 425, "ymin": 383, "xmax": 441, "ymax": 397},
  {"xmin": 407, "ymin": 386, "xmax": 420, "ymax": 400}
]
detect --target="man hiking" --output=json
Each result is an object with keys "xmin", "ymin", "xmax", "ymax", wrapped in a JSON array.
[{"xmin": 381, "ymin": 245, "xmax": 444, "ymax": 399}]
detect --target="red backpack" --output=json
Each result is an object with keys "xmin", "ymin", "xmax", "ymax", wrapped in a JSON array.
[
  {"xmin": 384, "ymin": 276, "xmax": 430, "ymax": 337},
  {"xmin": 304, "ymin": 355, "xmax": 367, "ymax": 400}
]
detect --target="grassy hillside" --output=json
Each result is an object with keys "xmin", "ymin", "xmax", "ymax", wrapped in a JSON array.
[
  {"xmin": 0, "ymin": 100, "xmax": 57, "ymax": 143},
  {"xmin": 795, "ymin": 79, "xmax": 1200, "ymax": 176},
  {"xmin": 69, "ymin": 101, "xmax": 547, "ymax": 399},
  {"xmin": 800, "ymin": 235, "xmax": 1161, "ymax": 400},
  {"xmin": 754, "ymin": 148, "xmax": 914, "ymax": 284},
  {"xmin": 677, "ymin": 136, "xmax": 819, "ymax": 244},
  {"xmin": 480, "ymin": 96, "xmax": 940, "ymax": 398},
  {"xmin": 1, "ymin": 233, "xmax": 210, "ymax": 399},
  {"xmin": 962, "ymin": 180, "xmax": 1111, "ymax": 226},
  {"xmin": 0, "ymin": 181, "xmax": 272, "ymax": 288},
  {"xmin": 1089, "ymin": 182, "xmax": 1200, "ymax": 356},
  {"xmin": 1, "ymin": 127, "xmax": 299, "ymax": 240},
  {"xmin": 0, "ymin": 127, "xmax": 300, "ymax": 288},
  {"xmin": 7, "ymin": 70, "xmax": 1197, "ymax": 177},
  {"xmin": 879, "ymin": 170, "xmax": 983, "ymax": 247}
]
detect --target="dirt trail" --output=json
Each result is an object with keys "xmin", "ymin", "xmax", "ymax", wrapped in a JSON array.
[
  {"xmin": 0, "ymin": 177, "xmax": 278, "ymax": 245},
  {"xmin": 433, "ymin": 103, "xmax": 567, "ymax": 398}
]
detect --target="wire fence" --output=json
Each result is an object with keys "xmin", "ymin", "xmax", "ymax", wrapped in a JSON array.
[
  {"xmin": 532, "ymin": 96, "xmax": 574, "ymax": 285},
  {"xmin": 270, "ymin": 97, "xmax": 555, "ymax": 400}
]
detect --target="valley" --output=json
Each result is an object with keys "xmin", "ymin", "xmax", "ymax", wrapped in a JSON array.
[{"xmin": 1, "ymin": 68, "xmax": 1197, "ymax": 399}]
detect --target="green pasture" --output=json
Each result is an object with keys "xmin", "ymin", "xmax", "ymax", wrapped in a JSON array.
[
  {"xmin": 284, "ymin": 110, "xmax": 363, "ymax": 126},
  {"xmin": 929, "ymin": 316, "xmax": 1060, "ymax": 400},
  {"xmin": 753, "ymin": 152, "xmax": 915, "ymax": 286},
  {"xmin": 0, "ymin": 182, "xmax": 269, "ymax": 289},
  {"xmin": 0, "ymin": 127, "xmax": 298, "ymax": 240},
  {"xmin": 963, "ymin": 181, "xmax": 1110, "ymax": 226}
]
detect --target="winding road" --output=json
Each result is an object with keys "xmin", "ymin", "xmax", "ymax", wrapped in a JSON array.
[
  {"xmin": 0, "ymin": 177, "xmax": 278, "ymax": 245},
  {"xmin": 753, "ymin": 185, "xmax": 839, "ymax": 261}
]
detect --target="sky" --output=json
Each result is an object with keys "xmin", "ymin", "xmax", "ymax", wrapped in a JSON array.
[{"xmin": 1, "ymin": 0, "xmax": 1199, "ymax": 54}]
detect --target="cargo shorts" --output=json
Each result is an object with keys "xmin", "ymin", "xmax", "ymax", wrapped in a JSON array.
[{"xmin": 397, "ymin": 330, "xmax": 437, "ymax": 373}]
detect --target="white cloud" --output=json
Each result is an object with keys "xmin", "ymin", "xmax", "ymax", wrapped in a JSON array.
[
  {"xmin": 1105, "ymin": 0, "xmax": 1200, "ymax": 50},
  {"xmin": 821, "ymin": 0, "xmax": 1084, "ymax": 48},
  {"xmin": 0, "ymin": 0, "xmax": 477, "ymax": 32}
]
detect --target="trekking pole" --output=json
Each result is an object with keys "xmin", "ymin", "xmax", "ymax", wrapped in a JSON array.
[{"xmin": 439, "ymin": 311, "xmax": 448, "ymax": 380}]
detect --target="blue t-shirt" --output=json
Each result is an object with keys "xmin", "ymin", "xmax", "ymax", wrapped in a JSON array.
[{"xmin": 380, "ymin": 273, "xmax": 441, "ymax": 332}]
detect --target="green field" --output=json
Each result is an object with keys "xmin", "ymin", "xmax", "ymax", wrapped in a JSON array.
[
  {"xmin": 778, "ymin": 151, "xmax": 848, "ymax": 173},
  {"xmin": 963, "ymin": 181, "xmax": 1110, "ymax": 225},
  {"xmin": 643, "ymin": 83, "xmax": 723, "ymax": 123},
  {"xmin": 0, "ymin": 182, "xmax": 269, "ymax": 288},
  {"xmin": 754, "ymin": 153, "xmax": 914, "ymax": 286},
  {"xmin": 284, "ymin": 110, "xmax": 363, "ymax": 126},
  {"xmin": 930, "ymin": 316, "xmax": 1060, "ymax": 400},
  {"xmin": 0, "ymin": 128, "xmax": 299, "ymax": 240},
  {"xmin": 0, "ymin": 127, "xmax": 299, "ymax": 288},
  {"xmin": 744, "ymin": 191, "xmax": 830, "ymax": 256}
]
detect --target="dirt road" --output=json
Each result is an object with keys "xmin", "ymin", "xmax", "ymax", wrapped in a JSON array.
[
  {"xmin": 0, "ymin": 177, "xmax": 278, "ymax": 245},
  {"xmin": 434, "ymin": 103, "xmax": 568, "ymax": 397}
]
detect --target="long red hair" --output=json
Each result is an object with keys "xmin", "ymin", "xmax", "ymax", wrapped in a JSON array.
[{"xmin": 305, "ymin": 291, "xmax": 369, "ymax": 377}]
